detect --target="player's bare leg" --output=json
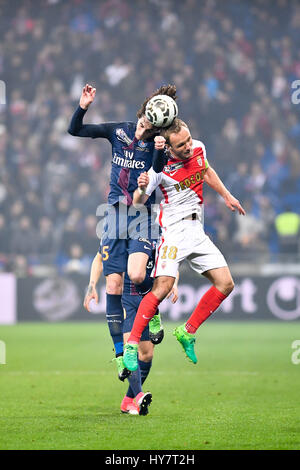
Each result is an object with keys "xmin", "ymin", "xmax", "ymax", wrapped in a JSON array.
[
  {"xmin": 202, "ymin": 266, "xmax": 234, "ymax": 296},
  {"xmin": 127, "ymin": 252, "xmax": 149, "ymax": 286},
  {"xmin": 106, "ymin": 272, "xmax": 123, "ymax": 295}
]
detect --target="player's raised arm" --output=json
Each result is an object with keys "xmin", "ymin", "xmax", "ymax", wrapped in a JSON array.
[
  {"xmin": 79, "ymin": 84, "xmax": 96, "ymax": 110},
  {"xmin": 152, "ymin": 136, "xmax": 168, "ymax": 173},
  {"xmin": 204, "ymin": 166, "xmax": 246, "ymax": 215},
  {"xmin": 68, "ymin": 84, "xmax": 113, "ymax": 139}
]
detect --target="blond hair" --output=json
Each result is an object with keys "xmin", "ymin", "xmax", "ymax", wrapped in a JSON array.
[{"xmin": 160, "ymin": 118, "xmax": 188, "ymax": 144}]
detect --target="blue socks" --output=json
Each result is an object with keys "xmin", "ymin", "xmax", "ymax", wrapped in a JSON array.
[
  {"xmin": 126, "ymin": 359, "xmax": 152, "ymax": 398},
  {"xmin": 139, "ymin": 359, "xmax": 152, "ymax": 385},
  {"xmin": 106, "ymin": 294, "xmax": 123, "ymax": 357}
]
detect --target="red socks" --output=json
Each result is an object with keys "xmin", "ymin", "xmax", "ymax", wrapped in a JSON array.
[
  {"xmin": 185, "ymin": 286, "xmax": 227, "ymax": 334},
  {"xmin": 128, "ymin": 286, "xmax": 227, "ymax": 343},
  {"xmin": 128, "ymin": 292, "xmax": 160, "ymax": 344}
]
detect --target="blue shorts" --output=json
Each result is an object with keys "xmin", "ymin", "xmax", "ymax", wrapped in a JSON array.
[
  {"xmin": 100, "ymin": 204, "xmax": 157, "ymax": 276},
  {"xmin": 122, "ymin": 293, "xmax": 150, "ymax": 342}
]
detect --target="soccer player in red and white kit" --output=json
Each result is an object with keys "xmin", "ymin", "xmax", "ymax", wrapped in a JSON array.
[{"xmin": 123, "ymin": 118, "xmax": 246, "ymax": 371}]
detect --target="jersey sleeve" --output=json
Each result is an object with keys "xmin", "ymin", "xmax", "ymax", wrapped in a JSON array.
[
  {"xmin": 68, "ymin": 106, "xmax": 116, "ymax": 140},
  {"xmin": 145, "ymin": 167, "xmax": 163, "ymax": 196},
  {"xmin": 193, "ymin": 139, "xmax": 209, "ymax": 168},
  {"xmin": 152, "ymin": 149, "xmax": 168, "ymax": 173}
]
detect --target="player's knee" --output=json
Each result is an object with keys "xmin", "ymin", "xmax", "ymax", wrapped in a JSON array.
[
  {"xmin": 138, "ymin": 349, "xmax": 154, "ymax": 362},
  {"xmin": 128, "ymin": 271, "xmax": 145, "ymax": 285},
  {"xmin": 106, "ymin": 279, "xmax": 123, "ymax": 295},
  {"xmin": 138, "ymin": 344, "xmax": 154, "ymax": 362}
]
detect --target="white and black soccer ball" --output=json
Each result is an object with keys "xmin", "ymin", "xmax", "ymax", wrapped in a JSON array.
[{"xmin": 145, "ymin": 94, "xmax": 178, "ymax": 128}]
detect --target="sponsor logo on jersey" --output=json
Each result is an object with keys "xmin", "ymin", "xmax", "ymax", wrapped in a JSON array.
[
  {"xmin": 164, "ymin": 161, "xmax": 184, "ymax": 174},
  {"xmin": 138, "ymin": 237, "xmax": 151, "ymax": 245},
  {"xmin": 116, "ymin": 128, "xmax": 133, "ymax": 146},
  {"xmin": 124, "ymin": 150, "xmax": 134, "ymax": 159},
  {"xmin": 174, "ymin": 170, "xmax": 206, "ymax": 192},
  {"xmin": 112, "ymin": 153, "xmax": 145, "ymax": 169}
]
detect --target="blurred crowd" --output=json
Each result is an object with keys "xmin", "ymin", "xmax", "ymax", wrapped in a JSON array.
[{"xmin": 1, "ymin": 0, "xmax": 300, "ymax": 276}]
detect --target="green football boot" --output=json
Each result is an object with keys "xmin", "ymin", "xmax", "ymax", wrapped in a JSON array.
[
  {"xmin": 149, "ymin": 311, "xmax": 164, "ymax": 345},
  {"xmin": 173, "ymin": 324, "xmax": 198, "ymax": 364},
  {"xmin": 123, "ymin": 343, "xmax": 139, "ymax": 371},
  {"xmin": 113, "ymin": 355, "xmax": 131, "ymax": 381}
]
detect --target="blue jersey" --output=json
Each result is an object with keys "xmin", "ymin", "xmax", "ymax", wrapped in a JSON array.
[{"xmin": 68, "ymin": 106, "xmax": 162, "ymax": 207}]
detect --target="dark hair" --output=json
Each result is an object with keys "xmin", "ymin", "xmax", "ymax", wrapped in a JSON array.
[
  {"xmin": 160, "ymin": 118, "xmax": 188, "ymax": 144},
  {"xmin": 136, "ymin": 84, "xmax": 177, "ymax": 121}
]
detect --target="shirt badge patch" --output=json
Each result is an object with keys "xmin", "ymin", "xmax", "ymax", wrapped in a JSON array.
[
  {"xmin": 164, "ymin": 162, "xmax": 184, "ymax": 174},
  {"xmin": 116, "ymin": 128, "xmax": 133, "ymax": 146}
]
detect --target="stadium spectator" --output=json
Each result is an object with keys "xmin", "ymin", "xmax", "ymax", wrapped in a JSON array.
[{"xmin": 1, "ymin": 0, "xmax": 300, "ymax": 274}]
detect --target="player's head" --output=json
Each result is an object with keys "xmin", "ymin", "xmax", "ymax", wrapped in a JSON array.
[
  {"xmin": 161, "ymin": 118, "xmax": 193, "ymax": 161},
  {"xmin": 135, "ymin": 84, "xmax": 177, "ymax": 140}
]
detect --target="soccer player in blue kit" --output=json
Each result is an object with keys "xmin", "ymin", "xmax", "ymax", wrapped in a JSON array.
[
  {"xmin": 83, "ymin": 250, "xmax": 178, "ymax": 415},
  {"xmin": 69, "ymin": 84, "xmax": 177, "ymax": 381}
]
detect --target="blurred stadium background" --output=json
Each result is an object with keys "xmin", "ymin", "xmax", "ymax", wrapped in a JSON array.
[{"xmin": 1, "ymin": 0, "xmax": 300, "ymax": 324}]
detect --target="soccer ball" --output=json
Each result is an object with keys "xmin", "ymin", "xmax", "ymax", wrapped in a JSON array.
[{"xmin": 145, "ymin": 94, "xmax": 178, "ymax": 128}]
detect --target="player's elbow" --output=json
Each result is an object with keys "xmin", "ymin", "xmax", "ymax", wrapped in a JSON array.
[{"xmin": 67, "ymin": 126, "xmax": 77, "ymax": 136}]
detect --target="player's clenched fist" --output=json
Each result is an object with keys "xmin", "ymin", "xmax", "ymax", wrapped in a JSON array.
[
  {"xmin": 80, "ymin": 84, "xmax": 96, "ymax": 110},
  {"xmin": 154, "ymin": 135, "xmax": 166, "ymax": 150},
  {"xmin": 137, "ymin": 172, "xmax": 149, "ymax": 191}
]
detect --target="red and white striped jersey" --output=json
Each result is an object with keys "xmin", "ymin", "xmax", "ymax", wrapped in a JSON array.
[{"xmin": 146, "ymin": 139, "xmax": 209, "ymax": 228}]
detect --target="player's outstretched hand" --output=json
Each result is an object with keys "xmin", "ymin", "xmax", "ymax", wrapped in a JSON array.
[
  {"xmin": 80, "ymin": 84, "xmax": 96, "ymax": 110},
  {"xmin": 137, "ymin": 172, "xmax": 149, "ymax": 191},
  {"xmin": 224, "ymin": 193, "xmax": 246, "ymax": 215},
  {"xmin": 154, "ymin": 135, "xmax": 166, "ymax": 150},
  {"xmin": 83, "ymin": 284, "xmax": 99, "ymax": 312},
  {"xmin": 166, "ymin": 284, "xmax": 179, "ymax": 303}
]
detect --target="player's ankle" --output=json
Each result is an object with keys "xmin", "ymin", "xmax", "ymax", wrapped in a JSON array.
[{"xmin": 185, "ymin": 322, "xmax": 197, "ymax": 334}]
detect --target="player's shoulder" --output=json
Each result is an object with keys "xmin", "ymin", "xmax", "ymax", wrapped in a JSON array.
[
  {"xmin": 107, "ymin": 121, "xmax": 136, "ymax": 140},
  {"xmin": 103, "ymin": 121, "xmax": 135, "ymax": 129},
  {"xmin": 192, "ymin": 139, "xmax": 206, "ymax": 151},
  {"xmin": 192, "ymin": 139, "xmax": 207, "ymax": 159}
]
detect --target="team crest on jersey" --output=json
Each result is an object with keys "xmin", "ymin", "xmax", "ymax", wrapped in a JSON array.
[
  {"xmin": 197, "ymin": 157, "xmax": 204, "ymax": 167},
  {"xmin": 138, "ymin": 140, "xmax": 147, "ymax": 148},
  {"xmin": 164, "ymin": 161, "xmax": 184, "ymax": 174},
  {"xmin": 116, "ymin": 128, "xmax": 133, "ymax": 146},
  {"xmin": 136, "ymin": 140, "xmax": 149, "ymax": 152}
]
